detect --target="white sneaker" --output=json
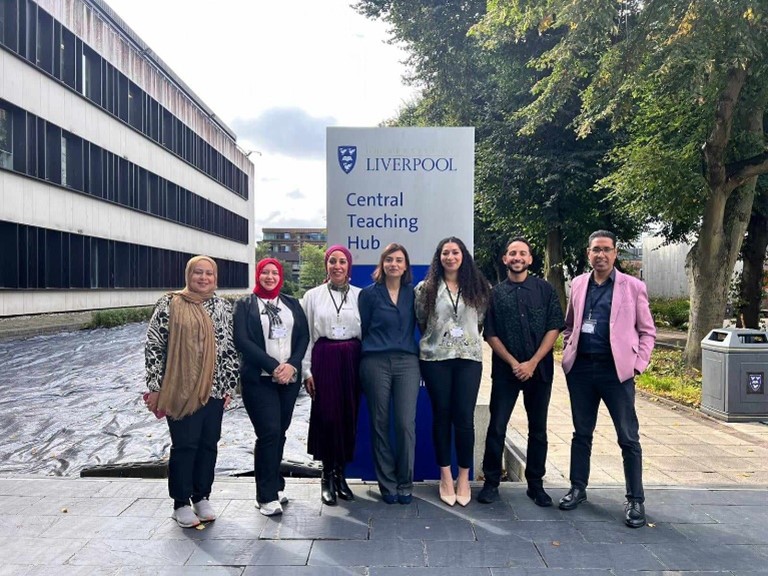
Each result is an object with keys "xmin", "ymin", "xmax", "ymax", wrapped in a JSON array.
[
  {"xmin": 192, "ymin": 498, "xmax": 217, "ymax": 522},
  {"xmin": 256, "ymin": 500, "xmax": 283, "ymax": 516},
  {"xmin": 171, "ymin": 505, "xmax": 201, "ymax": 528},
  {"xmin": 278, "ymin": 490, "xmax": 289, "ymax": 504}
]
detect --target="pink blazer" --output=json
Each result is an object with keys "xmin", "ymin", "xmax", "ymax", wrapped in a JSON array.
[{"xmin": 562, "ymin": 269, "xmax": 656, "ymax": 382}]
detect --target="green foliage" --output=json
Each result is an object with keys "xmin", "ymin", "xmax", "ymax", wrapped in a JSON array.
[
  {"xmin": 86, "ymin": 307, "xmax": 154, "ymax": 329},
  {"xmin": 357, "ymin": 0, "xmax": 640, "ymax": 283},
  {"xmin": 298, "ymin": 244, "xmax": 327, "ymax": 290},
  {"xmin": 254, "ymin": 240, "xmax": 271, "ymax": 263},
  {"xmin": 475, "ymin": 0, "xmax": 768, "ymax": 242},
  {"xmin": 650, "ymin": 298, "xmax": 690, "ymax": 329},
  {"xmin": 282, "ymin": 278, "xmax": 300, "ymax": 297},
  {"xmin": 635, "ymin": 348, "xmax": 702, "ymax": 407}
]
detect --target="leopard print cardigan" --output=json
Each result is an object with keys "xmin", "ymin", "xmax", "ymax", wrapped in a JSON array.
[{"xmin": 145, "ymin": 293, "xmax": 240, "ymax": 398}]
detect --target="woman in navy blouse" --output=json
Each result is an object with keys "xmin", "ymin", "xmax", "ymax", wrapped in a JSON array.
[{"xmin": 358, "ymin": 243, "xmax": 420, "ymax": 504}]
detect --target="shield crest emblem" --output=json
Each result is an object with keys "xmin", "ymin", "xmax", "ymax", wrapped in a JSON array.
[
  {"xmin": 748, "ymin": 373, "xmax": 764, "ymax": 394},
  {"xmin": 338, "ymin": 146, "xmax": 357, "ymax": 174}
]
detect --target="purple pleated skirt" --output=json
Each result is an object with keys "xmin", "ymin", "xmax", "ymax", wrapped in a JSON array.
[{"xmin": 307, "ymin": 337, "xmax": 362, "ymax": 463}]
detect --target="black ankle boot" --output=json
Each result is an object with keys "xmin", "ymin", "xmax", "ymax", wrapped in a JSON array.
[
  {"xmin": 321, "ymin": 463, "xmax": 337, "ymax": 505},
  {"xmin": 334, "ymin": 464, "xmax": 354, "ymax": 501}
]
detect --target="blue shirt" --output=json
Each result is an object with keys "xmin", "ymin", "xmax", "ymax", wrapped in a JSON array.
[
  {"xmin": 579, "ymin": 269, "xmax": 615, "ymax": 355},
  {"xmin": 358, "ymin": 282, "xmax": 418, "ymax": 356}
]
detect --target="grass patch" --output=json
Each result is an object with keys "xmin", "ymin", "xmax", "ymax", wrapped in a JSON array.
[
  {"xmin": 553, "ymin": 337, "xmax": 701, "ymax": 407},
  {"xmin": 636, "ymin": 347, "xmax": 701, "ymax": 407},
  {"xmin": 86, "ymin": 307, "xmax": 154, "ymax": 329}
]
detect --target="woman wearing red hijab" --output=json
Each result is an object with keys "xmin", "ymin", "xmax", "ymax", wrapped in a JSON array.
[{"xmin": 233, "ymin": 258, "xmax": 309, "ymax": 516}]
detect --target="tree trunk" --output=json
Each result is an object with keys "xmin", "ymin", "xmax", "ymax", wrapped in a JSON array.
[
  {"xmin": 683, "ymin": 66, "xmax": 758, "ymax": 368},
  {"xmin": 736, "ymin": 189, "xmax": 768, "ymax": 328},
  {"xmin": 684, "ymin": 179, "xmax": 758, "ymax": 367},
  {"xmin": 544, "ymin": 226, "xmax": 567, "ymax": 313}
]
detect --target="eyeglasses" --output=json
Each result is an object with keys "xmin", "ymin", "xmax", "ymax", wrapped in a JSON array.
[{"xmin": 589, "ymin": 247, "xmax": 615, "ymax": 254}]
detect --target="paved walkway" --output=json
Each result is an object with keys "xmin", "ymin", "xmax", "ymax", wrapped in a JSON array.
[
  {"xmin": 506, "ymin": 356, "xmax": 768, "ymax": 489},
  {"xmin": 2, "ymin": 321, "xmax": 768, "ymax": 572},
  {"xmin": 2, "ymin": 476, "xmax": 768, "ymax": 574}
]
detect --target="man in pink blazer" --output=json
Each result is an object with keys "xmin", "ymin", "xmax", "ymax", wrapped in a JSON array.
[{"xmin": 559, "ymin": 230, "xmax": 656, "ymax": 528}]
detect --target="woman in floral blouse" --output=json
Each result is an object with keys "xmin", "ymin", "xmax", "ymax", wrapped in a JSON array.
[
  {"xmin": 415, "ymin": 237, "xmax": 489, "ymax": 507},
  {"xmin": 144, "ymin": 255, "xmax": 239, "ymax": 529}
]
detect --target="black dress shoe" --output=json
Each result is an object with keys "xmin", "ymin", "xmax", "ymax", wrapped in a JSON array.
[
  {"xmin": 526, "ymin": 488, "xmax": 553, "ymax": 507},
  {"xmin": 558, "ymin": 487, "xmax": 587, "ymax": 511},
  {"xmin": 477, "ymin": 483, "xmax": 499, "ymax": 504},
  {"xmin": 624, "ymin": 500, "xmax": 646, "ymax": 528},
  {"xmin": 320, "ymin": 467, "xmax": 337, "ymax": 506},
  {"xmin": 334, "ymin": 465, "xmax": 355, "ymax": 501}
]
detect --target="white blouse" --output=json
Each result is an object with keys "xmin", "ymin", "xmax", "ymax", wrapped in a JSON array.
[
  {"xmin": 256, "ymin": 297, "xmax": 295, "ymax": 378},
  {"xmin": 301, "ymin": 283, "xmax": 362, "ymax": 380}
]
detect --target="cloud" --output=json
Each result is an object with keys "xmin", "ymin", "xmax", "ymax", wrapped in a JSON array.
[
  {"xmin": 232, "ymin": 107, "xmax": 337, "ymax": 160},
  {"xmin": 286, "ymin": 189, "xmax": 305, "ymax": 200}
]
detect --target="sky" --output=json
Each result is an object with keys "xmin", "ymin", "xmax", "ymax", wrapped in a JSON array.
[{"xmin": 105, "ymin": 0, "xmax": 417, "ymax": 239}]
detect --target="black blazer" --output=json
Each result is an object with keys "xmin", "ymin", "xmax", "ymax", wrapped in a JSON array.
[{"xmin": 233, "ymin": 293, "xmax": 310, "ymax": 383}]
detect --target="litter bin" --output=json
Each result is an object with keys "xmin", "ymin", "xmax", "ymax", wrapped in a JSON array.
[{"xmin": 701, "ymin": 328, "xmax": 768, "ymax": 422}]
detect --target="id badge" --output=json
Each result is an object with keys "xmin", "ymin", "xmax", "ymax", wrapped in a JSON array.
[
  {"xmin": 331, "ymin": 324, "xmax": 348, "ymax": 339},
  {"xmin": 450, "ymin": 326, "xmax": 464, "ymax": 339},
  {"xmin": 270, "ymin": 326, "xmax": 288, "ymax": 339},
  {"xmin": 581, "ymin": 319, "xmax": 597, "ymax": 334}
]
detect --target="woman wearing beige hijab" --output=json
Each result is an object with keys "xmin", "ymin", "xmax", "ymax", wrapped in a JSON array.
[{"xmin": 144, "ymin": 255, "xmax": 240, "ymax": 528}]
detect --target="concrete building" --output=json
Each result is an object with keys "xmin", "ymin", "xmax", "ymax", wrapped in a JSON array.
[
  {"xmin": 262, "ymin": 228, "xmax": 326, "ymax": 282},
  {"xmin": 0, "ymin": 0, "xmax": 254, "ymax": 316}
]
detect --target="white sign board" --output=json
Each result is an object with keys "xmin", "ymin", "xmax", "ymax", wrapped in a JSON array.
[{"xmin": 326, "ymin": 127, "xmax": 475, "ymax": 265}]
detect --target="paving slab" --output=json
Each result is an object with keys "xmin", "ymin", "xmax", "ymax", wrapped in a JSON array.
[{"xmin": 0, "ymin": 476, "xmax": 766, "ymax": 572}]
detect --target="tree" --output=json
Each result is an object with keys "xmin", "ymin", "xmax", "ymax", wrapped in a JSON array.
[
  {"xmin": 476, "ymin": 1, "xmax": 768, "ymax": 367},
  {"xmin": 298, "ymin": 244, "xmax": 327, "ymax": 291},
  {"xmin": 357, "ymin": 0, "xmax": 640, "ymax": 311},
  {"xmin": 254, "ymin": 240, "xmax": 271, "ymax": 263},
  {"xmin": 736, "ymin": 182, "xmax": 768, "ymax": 328}
]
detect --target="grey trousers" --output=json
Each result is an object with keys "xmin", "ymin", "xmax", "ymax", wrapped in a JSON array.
[{"xmin": 360, "ymin": 352, "xmax": 421, "ymax": 496}]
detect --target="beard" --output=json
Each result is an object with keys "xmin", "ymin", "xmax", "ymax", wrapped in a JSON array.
[{"xmin": 506, "ymin": 261, "xmax": 529, "ymax": 274}]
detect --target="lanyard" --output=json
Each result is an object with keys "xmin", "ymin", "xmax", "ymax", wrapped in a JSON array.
[
  {"xmin": 446, "ymin": 286, "xmax": 462, "ymax": 319},
  {"xmin": 587, "ymin": 282, "xmax": 609, "ymax": 320},
  {"xmin": 328, "ymin": 284, "xmax": 348, "ymax": 320}
]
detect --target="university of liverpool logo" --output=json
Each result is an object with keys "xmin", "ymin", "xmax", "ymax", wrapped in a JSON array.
[{"xmin": 338, "ymin": 146, "xmax": 357, "ymax": 174}]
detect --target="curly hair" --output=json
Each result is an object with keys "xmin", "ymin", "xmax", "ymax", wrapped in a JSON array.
[{"xmin": 420, "ymin": 237, "xmax": 490, "ymax": 321}]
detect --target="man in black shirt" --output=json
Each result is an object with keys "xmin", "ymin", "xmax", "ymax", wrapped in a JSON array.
[{"xmin": 478, "ymin": 238, "xmax": 564, "ymax": 506}]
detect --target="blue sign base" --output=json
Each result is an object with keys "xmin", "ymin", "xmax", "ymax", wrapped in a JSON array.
[{"xmin": 346, "ymin": 264, "xmax": 473, "ymax": 482}]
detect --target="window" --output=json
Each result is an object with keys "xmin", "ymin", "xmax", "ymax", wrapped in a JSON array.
[
  {"xmin": 59, "ymin": 26, "xmax": 76, "ymax": 88},
  {"xmin": 1, "ymin": 101, "xmax": 249, "ymax": 243},
  {"xmin": 45, "ymin": 123, "xmax": 61, "ymax": 183},
  {"xmin": 82, "ymin": 45, "xmax": 101, "ymax": 104},
  {"xmin": 60, "ymin": 133, "xmax": 66, "ymax": 186},
  {"xmin": 0, "ymin": 105, "xmax": 12, "ymax": 169},
  {"xmin": 36, "ymin": 7, "xmax": 53, "ymax": 74}
]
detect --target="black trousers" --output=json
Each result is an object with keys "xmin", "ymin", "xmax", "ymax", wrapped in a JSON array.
[
  {"xmin": 482, "ymin": 375, "xmax": 552, "ymax": 490},
  {"xmin": 421, "ymin": 358, "xmax": 482, "ymax": 469},
  {"xmin": 242, "ymin": 375, "xmax": 301, "ymax": 504},
  {"xmin": 166, "ymin": 397, "xmax": 224, "ymax": 504},
  {"xmin": 566, "ymin": 356, "xmax": 644, "ymax": 502}
]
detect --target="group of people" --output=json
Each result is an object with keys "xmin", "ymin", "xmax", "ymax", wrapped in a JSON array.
[{"xmin": 144, "ymin": 229, "xmax": 655, "ymax": 531}]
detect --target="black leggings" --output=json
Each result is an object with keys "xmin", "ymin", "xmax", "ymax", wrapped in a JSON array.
[{"xmin": 420, "ymin": 358, "xmax": 482, "ymax": 469}]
